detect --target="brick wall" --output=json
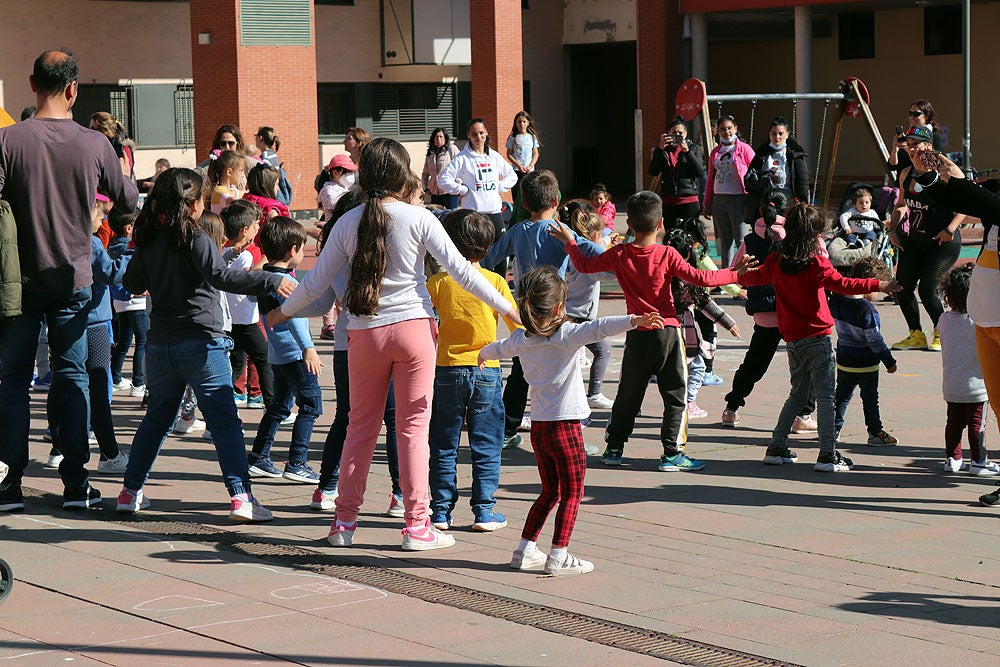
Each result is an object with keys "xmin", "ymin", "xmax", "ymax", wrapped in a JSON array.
[
  {"xmin": 636, "ymin": 0, "xmax": 685, "ymax": 168},
  {"xmin": 469, "ymin": 0, "xmax": 523, "ymax": 152},
  {"xmin": 189, "ymin": 0, "xmax": 318, "ymax": 210}
]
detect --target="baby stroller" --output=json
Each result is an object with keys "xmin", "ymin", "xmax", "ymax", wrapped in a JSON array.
[
  {"xmin": 828, "ymin": 182, "xmax": 898, "ymax": 276},
  {"xmin": 0, "ymin": 460, "xmax": 12, "ymax": 603}
]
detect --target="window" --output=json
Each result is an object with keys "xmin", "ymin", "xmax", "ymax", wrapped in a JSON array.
[
  {"xmin": 838, "ymin": 12, "xmax": 874, "ymax": 60},
  {"xmin": 371, "ymin": 83, "xmax": 456, "ymax": 140},
  {"xmin": 174, "ymin": 85, "xmax": 195, "ymax": 146},
  {"xmin": 241, "ymin": 0, "xmax": 312, "ymax": 46},
  {"xmin": 924, "ymin": 6, "xmax": 961, "ymax": 56},
  {"xmin": 317, "ymin": 84, "xmax": 356, "ymax": 136},
  {"xmin": 74, "ymin": 84, "xmax": 134, "ymax": 136}
]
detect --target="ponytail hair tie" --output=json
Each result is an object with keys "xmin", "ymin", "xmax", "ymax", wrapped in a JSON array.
[
  {"xmin": 156, "ymin": 212, "xmax": 167, "ymax": 226},
  {"xmin": 209, "ymin": 149, "xmax": 221, "ymax": 160},
  {"xmin": 367, "ymin": 188, "xmax": 385, "ymax": 199}
]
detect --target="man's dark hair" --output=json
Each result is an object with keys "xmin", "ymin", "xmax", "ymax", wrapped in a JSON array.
[
  {"xmin": 32, "ymin": 49, "xmax": 77, "ymax": 97},
  {"xmin": 442, "ymin": 209, "xmax": 495, "ymax": 262},
  {"xmin": 107, "ymin": 206, "xmax": 138, "ymax": 237},
  {"xmin": 520, "ymin": 169, "xmax": 560, "ymax": 213},
  {"xmin": 625, "ymin": 191, "xmax": 663, "ymax": 233},
  {"xmin": 259, "ymin": 216, "xmax": 307, "ymax": 262},
  {"xmin": 220, "ymin": 199, "xmax": 262, "ymax": 241},
  {"xmin": 20, "ymin": 106, "xmax": 36, "ymax": 121}
]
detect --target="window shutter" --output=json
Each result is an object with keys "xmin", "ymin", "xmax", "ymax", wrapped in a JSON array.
[{"xmin": 240, "ymin": 0, "xmax": 312, "ymax": 47}]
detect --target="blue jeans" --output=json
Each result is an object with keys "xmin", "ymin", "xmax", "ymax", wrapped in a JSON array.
[
  {"xmin": 770, "ymin": 335, "xmax": 837, "ymax": 455},
  {"xmin": 428, "ymin": 365, "xmax": 504, "ymax": 520},
  {"xmin": 834, "ymin": 369, "xmax": 883, "ymax": 435},
  {"xmin": 0, "ymin": 286, "xmax": 92, "ymax": 488},
  {"xmin": 250, "ymin": 359, "xmax": 323, "ymax": 466},
  {"xmin": 124, "ymin": 337, "xmax": 252, "ymax": 497},
  {"xmin": 111, "ymin": 309, "xmax": 148, "ymax": 386},
  {"xmin": 318, "ymin": 350, "xmax": 399, "ymax": 494},
  {"xmin": 686, "ymin": 353, "xmax": 705, "ymax": 403}
]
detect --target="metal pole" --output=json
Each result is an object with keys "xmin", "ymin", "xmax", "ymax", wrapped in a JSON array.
[
  {"xmin": 963, "ymin": 0, "xmax": 972, "ymax": 174},
  {"xmin": 706, "ymin": 93, "xmax": 845, "ymax": 102}
]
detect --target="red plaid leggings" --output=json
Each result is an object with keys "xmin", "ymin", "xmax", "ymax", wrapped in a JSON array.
[
  {"xmin": 522, "ymin": 420, "xmax": 587, "ymax": 547},
  {"xmin": 945, "ymin": 401, "xmax": 986, "ymax": 462}
]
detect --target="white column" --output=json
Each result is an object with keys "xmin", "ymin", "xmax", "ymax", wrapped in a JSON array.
[
  {"xmin": 690, "ymin": 13, "xmax": 708, "ymax": 82},
  {"xmin": 793, "ymin": 5, "xmax": 813, "ymax": 163}
]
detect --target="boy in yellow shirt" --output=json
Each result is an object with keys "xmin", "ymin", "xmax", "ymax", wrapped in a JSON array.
[{"xmin": 427, "ymin": 210, "xmax": 519, "ymax": 532}]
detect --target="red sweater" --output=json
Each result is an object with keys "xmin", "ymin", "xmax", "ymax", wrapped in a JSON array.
[
  {"xmin": 738, "ymin": 254, "xmax": 879, "ymax": 341},
  {"xmin": 565, "ymin": 239, "xmax": 739, "ymax": 329}
]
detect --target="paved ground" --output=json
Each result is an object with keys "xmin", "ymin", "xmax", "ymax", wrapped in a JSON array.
[{"xmin": 2, "ymin": 255, "xmax": 999, "ymax": 666}]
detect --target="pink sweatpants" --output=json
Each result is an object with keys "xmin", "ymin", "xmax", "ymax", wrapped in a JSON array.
[{"xmin": 335, "ymin": 318, "xmax": 437, "ymax": 527}]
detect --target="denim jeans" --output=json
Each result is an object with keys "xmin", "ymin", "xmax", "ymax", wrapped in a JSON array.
[
  {"xmin": 124, "ymin": 337, "xmax": 252, "ymax": 497},
  {"xmin": 834, "ymin": 369, "xmax": 883, "ymax": 435},
  {"xmin": 110, "ymin": 309, "xmax": 148, "ymax": 386},
  {"xmin": 0, "ymin": 286, "xmax": 92, "ymax": 488},
  {"xmin": 686, "ymin": 353, "xmax": 705, "ymax": 403},
  {"xmin": 318, "ymin": 350, "xmax": 400, "ymax": 494},
  {"xmin": 770, "ymin": 335, "xmax": 837, "ymax": 455},
  {"xmin": 250, "ymin": 358, "xmax": 323, "ymax": 466},
  {"xmin": 428, "ymin": 365, "xmax": 504, "ymax": 520}
]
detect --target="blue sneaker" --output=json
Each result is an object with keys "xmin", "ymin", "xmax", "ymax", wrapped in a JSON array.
[
  {"xmin": 246, "ymin": 395, "xmax": 265, "ymax": 409},
  {"xmin": 702, "ymin": 371, "xmax": 724, "ymax": 386},
  {"xmin": 430, "ymin": 512, "xmax": 452, "ymax": 530},
  {"xmin": 234, "ymin": 392, "xmax": 248, "ymax": 406},
  {"xmin": 658, "ymin": 452, "xmax": 705, "ymax": 472},
  {"xmin": 248, "ymin": 456, "xmax": 282, "ymax": 478},
  {"xmin": 473, "ymin": 510, "xmax": 508, "ymax": 532},
  {"xmin": 601, "ymin": 448, "xmax": 623, "ymax": 466},
  {"xmin": 283, "ymin": 462, "xmax": 320, "ymax": 483},
  {"xmin": 32, "ymin": 371, "xmax": 52, "ymax": 391}
]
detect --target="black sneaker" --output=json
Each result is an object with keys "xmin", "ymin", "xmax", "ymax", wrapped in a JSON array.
[
  {"xmin": 248, "ymin": 456, "xmax": 282, "ymax": 478},
  {"xmin": 980, "ymin": 483, "xmax": 1000, "ymax": 507},
  {"xmin": 63, "ymin": 484, "xmax": 103, "ymax": 510},
  {"xmin": 814, "ymin": 450, "xmax": 854, "ymax": 472},
  {"xmin": 763, "ymin": 447, "xmax": 798, "ymax": 465},
  {"xmin": 0, "ymin": 483, "xmax": 25, "ymax": 513}
]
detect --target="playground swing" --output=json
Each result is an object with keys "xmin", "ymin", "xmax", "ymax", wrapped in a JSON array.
[{"xmin": 675, "ymin": 77, "xmax": 889, "ymax": 210}]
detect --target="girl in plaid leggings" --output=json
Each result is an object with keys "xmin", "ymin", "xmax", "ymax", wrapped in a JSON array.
[{"xmin": 479, "ymin": 266, "xmax": 663, "ymax": 575}]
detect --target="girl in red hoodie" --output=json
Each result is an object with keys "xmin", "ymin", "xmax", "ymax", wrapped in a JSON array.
[{"xmin": 739, "ymin": 204, "xmax": 899, "ymax": 472}]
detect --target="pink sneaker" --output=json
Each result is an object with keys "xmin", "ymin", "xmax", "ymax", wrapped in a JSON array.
[
  {"xmin": 327, "ymin": 520, "xmax": 357, "ymax": 547},
  {"xmin": 687, "ymin": 402, "xmax": 708, "ymax": 419},
  {"xmin": 401, "ymin": 521, "xmax": 455, "ymax": 551}
]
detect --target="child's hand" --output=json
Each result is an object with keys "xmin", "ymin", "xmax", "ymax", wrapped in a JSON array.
[
  {"xmin": 733, "ymin": 254, "xmax": 758, "ymax": 275},
  {"xmin": 303, "ymin": 348, "xmax": 324, "ymax": 377},
  {"xmin": 886, "ymin": 363, "xmax": 897, "ymax": 374},
  {"xmin": 266, "ymin": 308, "xmax": 291, "ymax": 328},
  {"xmin": 547, "ymin": 221, "xmax": 575, "ymax": 245},
  {"xmin": 728, "ymin": 323, "xmax": 741, "ymax": 339},
  {"xmin": 879, "ymin": 280, "xmax": 902, "ymax": 294},
  {"xmin": 477, "ymin": 351, "xmax": 487, "ymax": 370},
  {"xmin": 277, "ymin": 278, "xmax": 297, "ymax": 298},
  {"xmin": 632, "ymin": 312, "xmax": 665, "ymax": 329}
]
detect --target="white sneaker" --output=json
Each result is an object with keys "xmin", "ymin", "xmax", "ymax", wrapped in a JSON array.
[
  {"xmin": 587, "ymin": 393, "xmax": 614, "ymax": 409},
  {"xmin": 944, "ymin": 457, "xmax": 966, "ymax": 473},
  {"xmin": 385, "ymin": 493, "xmax": 405, "ymax": 518},
  {"xmin": 129, "ymin": 384, "xmax": 147, "ymax": 398},
  {"xmin": 519, "ymin": 414, "xmax": 532, "ymax": 431},
  {"xmin": 173, "ymin": 417, "xmax": 206, "ymax": 435},
  {"xmin": 280, "ymin": 411, "xmax": 297, "ymax": 426},
  {"xmin": 791, "ymin": 415, "xmax": 818, "ymax": 433},
  {"xmin": 46, "ymin": 453, "xmax": 64, "ymax": 468},
  {"xmin": 116, "ymin": 488, "xmax": 150, "ymax": 513},
  {"xmin": 544, "ymin": 552, "xmax": 595, "ymax": 575},
  {"xmin": 401, "ymin": 523, "xmax": 455, "ymax": 551},
  {"xmin": 112, "ymin": 379, "xmax": 131, "ymax": 392},
  {"xmin": 510, "ymin": 549, "xmax": 547, "ymax": 571},
  {"xmin": 327, "ymin": 521, "xmax": 356, "ymax": 547},
  {"xmin": 971, "ymin": 459, "xmax": 1000, "ymax": 476},
  {"xmin": 229, "ymin": 496, "xmax": 273, "ymax": 522},
  {"xmin": 97, "ymin": 452, "xmax": 129, "ymax": 474}
]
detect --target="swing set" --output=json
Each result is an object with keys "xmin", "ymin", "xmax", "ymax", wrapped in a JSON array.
[{"xmin": 674, "ymin": 77, "xmax": 890, "ymax": 211}]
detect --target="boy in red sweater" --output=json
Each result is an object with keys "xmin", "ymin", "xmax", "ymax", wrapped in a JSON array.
[{"xmin": 552, "ymin": 191, "xmax": 753, "ymax": 471}]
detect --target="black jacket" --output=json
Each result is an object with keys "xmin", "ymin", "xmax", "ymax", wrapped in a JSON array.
[
  {"xmin": 649, "ymin": 142, "xmax": 705, "ymax": 200},
  {"xmin": 744, "ymin": 138, "xmax": 809, "ymax": 223},
  {"xmin": 742, "ymin": 228, "xmax": 777, "ymax": 315},
  {"xmin": 921, "ymin": 174, "xmax": 1000, "ymax": 251}
]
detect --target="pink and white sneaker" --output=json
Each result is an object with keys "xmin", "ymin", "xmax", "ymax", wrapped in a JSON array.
[
  {"xmin": 687, "ymin": 402, "xmax": 708, "ymax": 419},
  {"xmin": 401, "ymin": 521, "xmax": 455, "ymax": 551},
  {"xmin": 327, "ymin": 521, "xmax": 357, "ymax": 547}
]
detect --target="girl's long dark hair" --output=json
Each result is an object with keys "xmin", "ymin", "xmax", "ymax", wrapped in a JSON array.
[
  {"xmin": 319, "ymin": 190, "xmax": 363, "ymax": 251},
  {"xmin": 467, "ymin": 117, "xmax": 491, "ymax": 154},
  {"xmin": 133, "ymin": 168, "xmax": 205, "ymax": 251},
  {"xmin": 343, "ymin": 137, "xmax": 412, "ymax": 317},
  {"xmin": 760, "ymin": 188, "xmax": 792, "ymax": 228},
  {"xmin": 779, "ymin": 203, "xmax": 828, "ymax": 275},
  {"xmin": 426, "ymin": 127, "xmax": 450, "ymax": 156},
  {"xmin": 517, "ymin": 265, "xmax": 567, "ymax": 338}
]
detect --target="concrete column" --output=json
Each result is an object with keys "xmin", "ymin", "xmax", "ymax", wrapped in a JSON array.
[
  {"xmin": 190, "ymin": 0, "xmax": 318, "ymax": 210},
  {"xmin": 469, "ymin": 0, "xmax": 523, "ymax": 153},
  {"xmin": 690, "ymin": 13, "xmax": 708, "ymax": 82},
  {"xmin": 793, "ymin": 5, "xmax": 813, "ymax": 162}
]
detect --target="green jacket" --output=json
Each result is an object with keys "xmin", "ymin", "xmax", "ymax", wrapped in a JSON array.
[{"xmin": 0, "ymin": 199, "xmax": 22, "ymax": 317}]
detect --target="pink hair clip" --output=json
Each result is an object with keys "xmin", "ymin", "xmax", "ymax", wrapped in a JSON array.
[{"xmin": 209, "ymin": 149, "xmax": 221, "ymax": 160}]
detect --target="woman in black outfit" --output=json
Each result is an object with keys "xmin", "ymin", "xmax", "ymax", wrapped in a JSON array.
[
  {"xmin": 649, "ymin": 118, "xmax": 705, "ymax": 230},
  {"xmin": 887, "ymin": 99, "xmax": 945, "ymax": 184},
  {"xmin": 743, "ymin": 117, "xmax": 809, "ymax": 228},
  {"xmin": 888, "ymin": 125, "xmax": 966, "ymax": 352}
]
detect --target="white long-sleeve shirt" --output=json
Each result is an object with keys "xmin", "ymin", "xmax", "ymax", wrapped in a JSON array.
[
  {"xmin": 438, "ymin": 145, "xmax": 516, "ymax": 214},
  {"xmin": 280, "ymin": 201, "xmax": 512, "ymax": 329}
]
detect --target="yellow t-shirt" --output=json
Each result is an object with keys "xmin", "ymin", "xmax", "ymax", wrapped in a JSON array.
[{"xmin": 427, "ymin": 268, "xmax": 518, "ymax": 367}]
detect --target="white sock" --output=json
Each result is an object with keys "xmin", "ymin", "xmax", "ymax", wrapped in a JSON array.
[
  {"xmin": 549, "ymin": 547, "xmax": 567, "ymax": 562},
  {"xmin": 518, "ymin": 539, "xmax": 537, "ymax": 554},
  {"xmin": 336, "ymin": 518, "xmax": 355, "ymax": 529}
]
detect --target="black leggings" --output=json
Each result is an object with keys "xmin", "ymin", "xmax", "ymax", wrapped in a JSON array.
[{"xmin": 895, "ymin": 231, "xmax": 961, "ymax": 331}]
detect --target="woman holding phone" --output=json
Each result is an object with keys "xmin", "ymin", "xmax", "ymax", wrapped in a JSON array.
[
  {"xmin": 887, "ymin": 99, "xmax": 945, "ymax": 183},
  {"xmin": 648, "ymin": 117, "xmax": 705, "ymax": 231},
  {"xmin": 887, "ymin": 125, "xmax": 965, "ymax": 352}
]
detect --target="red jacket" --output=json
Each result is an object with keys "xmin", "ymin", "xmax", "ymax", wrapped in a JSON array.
[
  {"xmin": 738, "ymin": 254, "xmax": 879, "ymax": 341},
  {"xmin": 565, "ymin": 239, "xmax": 739, "ymax": 329}
]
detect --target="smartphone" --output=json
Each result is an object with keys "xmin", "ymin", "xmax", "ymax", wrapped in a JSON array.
[{"xmin": 894, "ymin": 125, "xmax": 905, "ymax": 143}]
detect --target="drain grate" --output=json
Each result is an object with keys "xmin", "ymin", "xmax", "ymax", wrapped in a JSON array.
[{"xmin": 22, "ymin": 488, "xmax": 801, "ymax": 666}]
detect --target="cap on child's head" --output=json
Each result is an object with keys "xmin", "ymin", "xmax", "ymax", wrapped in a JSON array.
[{"xmin": 327, "ymin": 154, "xmax": 358, "ymax": 172}]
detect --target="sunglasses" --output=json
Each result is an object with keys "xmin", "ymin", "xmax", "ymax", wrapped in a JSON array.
[
  {"xmin": 220, "ymin": 140, "xmax": 238, "ymax": 148},
  {"xmin": 907, "ymin": 111, "xmax": 925, "ymax": 117}
]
